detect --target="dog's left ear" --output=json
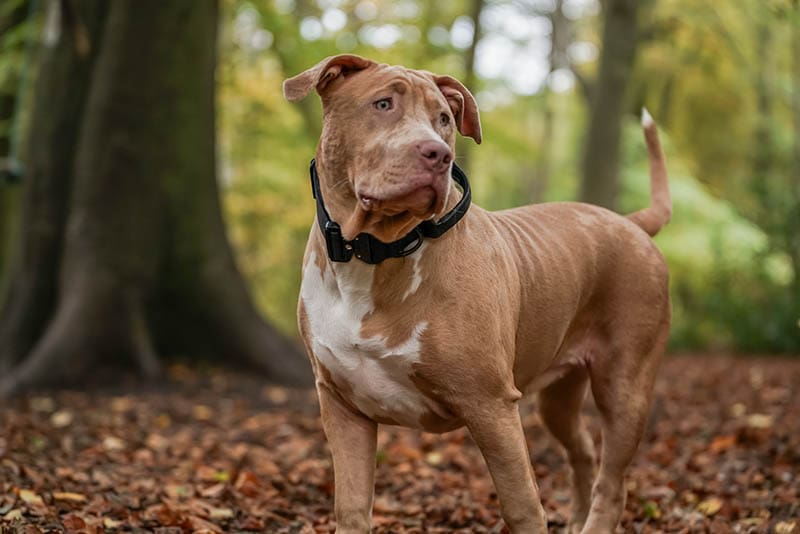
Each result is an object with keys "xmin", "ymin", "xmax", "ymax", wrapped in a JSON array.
[
  {"xmin": 283, "ymin": 54, "xmax": 375, "ymax": 102},
  {"xmin": 435, "ymin": 75, "xmax": 482, "ymax": 144}
]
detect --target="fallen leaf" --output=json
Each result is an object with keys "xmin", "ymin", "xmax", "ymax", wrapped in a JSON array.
[
  {"xmin": 697, "ymin": 497, "xmax": 723, "ymax": 516},
  {"xmin": 110, "ymin": 396, "xmax": 133, "ymax": 412},
  {"xmin": 209, "ymin": 506, "xmax": 234, "ymax": 519},
  {"xmin": 50, "ymin": 410, "xmax": 74, "ymax": 428},
  {"xmin": 425, "ymin": 451, "xmax": 443, "ymax": 466},
  {"xmin": 234, "ymin": 471, "xmax": 263, "ymax": 497},
  {"xmin": 102, "ymin": 436, "xmax": 126, "ymax": 451},
  {"xmin": 193, "ymin": 405, "xmax": 214, "ymax": 421},
  {"xmin": 183, "ymin": 515, "xmax": 222, "ymax": 533},
  {"xmin": 52, "ymin": 491, "xmax": 87, "ymax": 502},
  {"xmin": 3, "ymin": 509, "xmax": 23, "ymax": 520},
  {"xmin": 103, "ymin": 518, "xmax": 124, "ymax": 528},
  {"xmin": 164, "ymin": 483, "xmax": 193, "ymax": 499},
  {"xmin": 61, "ymin": 514, "xmax": 86, "ymax": 529},
  {"xmin": 776, "ymin": 521, "xmax": 797, "ymax": 534},
  {"xmin": 643, "ymin": 500, "xmax": 661, "ymax": 519},
  {"xmin": 746, "ymin": 413, "xmax": 774, "ymax": 429},
  {"xmin": 709, "ymin": 434, "xmax": 737, "ymax": 454},
  {"xmin": 30, "ymin": 397, "xmax": 55, "ymax": 412},
  {"xmin": 199, "ymin": 483, "xmax": 226, "ymax": 498},
  {"xmin": 262, "ymin": 386, "xmax": 289, "ymax": 404},
  {"xmin": 18, "ymin": 489, "xmax": 45, "ymax": 507}
]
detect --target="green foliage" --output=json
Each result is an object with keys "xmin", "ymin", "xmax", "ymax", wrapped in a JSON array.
[
  {"xmin": 620, "ymin": 121, "xmax": 799, "ymax": 351},
  {"xmin": 217, "ymin": 0, "xmax": 800, "ymax": 352}
]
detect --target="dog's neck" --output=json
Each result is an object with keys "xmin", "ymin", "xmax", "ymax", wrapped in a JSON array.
[{"xmin": 310, "ymin": 155, "xmax": 463, "ymax": 304}]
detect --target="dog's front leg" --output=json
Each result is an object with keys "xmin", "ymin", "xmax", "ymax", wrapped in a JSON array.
[
  {"xmin": 465, "ymin": 399, "xmax": 548, "ymax": 533},
  {"xmin": 318, "ymin": 384, "xmax": 377, "ymax": 533}
]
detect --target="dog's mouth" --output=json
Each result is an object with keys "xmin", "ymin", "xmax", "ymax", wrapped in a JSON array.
[
  {"xmin": 358, "ymin": 184, "xmax": 440, "ymax": 218},
  {"xmin": 339, "ymin": 170, "xmax": 450, "ymax": 242}
]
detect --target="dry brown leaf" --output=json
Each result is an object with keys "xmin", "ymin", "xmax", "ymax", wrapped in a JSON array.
[
  {"xmin": 102, "ymin": 436, "xmax": 126, "ymax": 451},
  {"xmin": 103, "ymin": 518, "xmax": 124, "ymax": 528},
  {"xmin": 53, "ymin": 491, "xmax": 87, "ymax": 502},
  {"xmin": 3, "ymin": 509, "xmax": 23, "ymax": 520},
  {"xmin": 709, "ymin": 434, "xmax": 737, "ymax": 454},
  {"xmin": 18, "ymin": 489, "xmax": 45, "ymax": 507},
  {"xmin": 183, "ymin": 515, "xmax": 222, "ymax": 533},
  {"xmin": 192, "ymin": 405, "xmax": 214, "ymax": 421},
  {"xmin": 697, "ymin": 497, "xmax": 723, "ymax": 517},
  {"xmin": 746, "ymin": 413, "xmax": 774, "ymax": 429},
  {"xmin": 199, "ymin": 482, "xmax": 226, "ymax": 498},
  {"xmin": 209, "ymin": 506, "xmax": 234, "ymax": 519},
  {"xmin": 50, "ymin": 410, "xmax": 74, "ymax": 428},
  {"xmin": 61, "ymin": 513, "xmax": 87, "ymax": 529}
]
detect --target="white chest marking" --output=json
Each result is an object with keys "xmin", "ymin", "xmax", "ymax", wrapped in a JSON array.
[
  {"xmin": 301, "ymin": 249, "xmax": 444, "ymax": 427},
  {"xmin": 402, "ymin": 241, "xmax": 427, "ymax": 301}
]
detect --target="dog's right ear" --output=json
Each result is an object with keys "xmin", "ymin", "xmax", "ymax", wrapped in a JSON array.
[{"xmin": 283, "ymin": 54, "xmax": 374, "ymax": 102}]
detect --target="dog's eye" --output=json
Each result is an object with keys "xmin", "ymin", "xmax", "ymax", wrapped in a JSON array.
[
  {"xmin": 374, "ymin": 98, "xmax": 393, "ymax": 111},
  {"xmin": 439, "ymin": 113, "xmax": 450, "ymax": 126}
]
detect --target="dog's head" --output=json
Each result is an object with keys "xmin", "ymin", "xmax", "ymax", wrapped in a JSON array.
[{"xmin": 284, "ymin": 55, "xmax": 481, "ymax": 242}]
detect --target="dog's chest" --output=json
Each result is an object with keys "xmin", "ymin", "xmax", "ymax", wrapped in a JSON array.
[{"xmin": 300, "ymin": 252, "xmax": 447, "ymax": 428}]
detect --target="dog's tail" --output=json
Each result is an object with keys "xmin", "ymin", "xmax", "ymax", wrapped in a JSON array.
[{"xmin": 627, "ymin": 108, "xmax": 671, "ymax": 237}]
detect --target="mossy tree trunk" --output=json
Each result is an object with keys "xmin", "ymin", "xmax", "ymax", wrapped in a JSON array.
[
  {"xmin": 0, "ymin": 0, "xmax": 105, "ymax": 374},
  {"xmin": 0, "ymin": 0, "xmax": 310, "ymax": 396},
  {"xmin": 578, "ymin": 0, "xmax": 642, "ymax": 210},
  {"xmin": 0, "ymin": 0, "xmax": 30, "ymax": 284},
  {"xmin": 791, "ymin": 0, "xmax": 800, "ymax": 299}
]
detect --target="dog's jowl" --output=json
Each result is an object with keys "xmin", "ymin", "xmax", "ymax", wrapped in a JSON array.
[{"xmin": 286, "ymin": 55, "xmax": 671, "ymax": 534}]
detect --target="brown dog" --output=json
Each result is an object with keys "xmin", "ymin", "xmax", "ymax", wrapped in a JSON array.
[{"xmin": 285, "ymin": 55, "xmax": 671, "ymax": 534}]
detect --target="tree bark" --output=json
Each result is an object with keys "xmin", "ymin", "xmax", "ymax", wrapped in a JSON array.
[
  {"xmin": 529, "ymin": 0, "xmax": 571, "ymax": 203},
  {"xmin": 0, "ymin": 0, "xmax": 311, "ymax": 396},
  {"xmin": 0, "ymin": 0, "xmax": 106, "ymax": 373},
  {"xmin": 0, "ymin": 0, "xmax": 30, "ymax": 285},
  {"xmin": 456, "ymin": 0, "xmax": 485, "ymax": 176},
  {"xmin": 578, "ymin": 0, "xmax": 641, "ymax": 210},
  {"xmin": 790, "ymin": 0, "xmax": 800, "ymax": 298}
]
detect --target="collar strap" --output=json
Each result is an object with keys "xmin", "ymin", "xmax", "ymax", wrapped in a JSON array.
[{"xmin": 309, "ymin": 159, "xmax": 471, "ymax": 264}]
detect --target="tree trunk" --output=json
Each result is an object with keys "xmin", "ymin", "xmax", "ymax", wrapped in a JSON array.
[
  {"xmin": 0, "ymin": 0, "xmax": 310, "ymax": 396},
  {"xmin": 0, "ymin": 0, "xmax": 30, "ymax": 285},
  {"xmin": 529, "ymin": 0, "xmax": 571, "ymax": 203},
  {"xmin": 790, "ymin": 0, "xmax": 800, "ymax": 299},
  {"xmin": 0, "ymin": 0, "xmax": 106, "ymax": 374},
  {"xmin": 578, "ymin": 0, "xmax": 641, "ymax": 210},
  {"xmin": 456, "ymin": 0, "xmax": 485, "ymax": 176}
]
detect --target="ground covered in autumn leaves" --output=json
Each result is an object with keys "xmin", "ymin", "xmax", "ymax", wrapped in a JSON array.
[{"xmin": 0, "ymin": 355, "xmax": 798, "ymax": 533}]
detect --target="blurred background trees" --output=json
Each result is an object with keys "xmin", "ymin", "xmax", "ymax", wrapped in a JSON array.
[
  {"xmin": 216, "ymin": 0, "xmax": 800, "ymax": 352},
  {"xmin": 0, "ymin": 0, "xmax": 309, "ymax": 394},
  {"xmin": 0, "ymin": 0, "xmax": 797, "ymax": 390}
]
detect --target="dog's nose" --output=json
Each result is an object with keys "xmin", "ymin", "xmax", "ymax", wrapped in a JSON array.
[{"xmin": 417, "ymin": 140, "xmax": 452, "ymax": 170}]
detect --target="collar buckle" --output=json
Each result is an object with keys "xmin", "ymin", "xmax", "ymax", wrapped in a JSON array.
[{"xmin": 323, "ymin": 221, "xmax": 352, "ymax": 262}]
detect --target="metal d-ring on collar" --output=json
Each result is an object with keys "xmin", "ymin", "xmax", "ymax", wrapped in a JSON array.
[{"xmin": 308, "ymin": 159, "xmax": 472, "ymax": 264}]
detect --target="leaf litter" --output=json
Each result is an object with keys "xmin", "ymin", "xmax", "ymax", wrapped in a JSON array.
[{"xmin": 0, "ymin": 355, "xmax": 798, "ymax": 532}]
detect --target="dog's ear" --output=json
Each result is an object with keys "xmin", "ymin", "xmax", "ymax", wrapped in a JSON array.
[
  {"xmin": 283, "ymin": 54, "xmax": 374, "ymax": 102},
  {"xmin": 435, "ymin": 75, "xmax": 482, "ymax": 144}
]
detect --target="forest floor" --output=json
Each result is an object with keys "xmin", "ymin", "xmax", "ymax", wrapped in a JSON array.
[{"xmin": 0, "ymin": 354, "xmax": 798, "ymax": 533}]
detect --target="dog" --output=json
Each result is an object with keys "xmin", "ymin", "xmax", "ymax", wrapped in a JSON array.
[{"xmin": 285, "ymin": 54, "xmax": 671, "ymax": 534}]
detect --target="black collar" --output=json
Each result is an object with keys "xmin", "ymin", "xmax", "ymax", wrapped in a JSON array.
[{"xmin": 309, "ymin": 159, "xmax": 471, "ymax": 264}]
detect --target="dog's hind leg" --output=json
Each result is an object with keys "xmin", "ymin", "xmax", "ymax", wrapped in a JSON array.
[
  {"xmin": 580, "ymin": 328, "xmax": 667, "ymax": 533},
  {"xmin": 539, "ymin": 367, "xmax": 596, "ymax": 534}
]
